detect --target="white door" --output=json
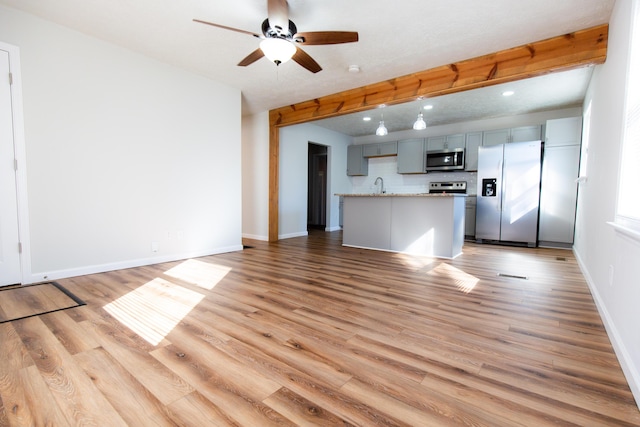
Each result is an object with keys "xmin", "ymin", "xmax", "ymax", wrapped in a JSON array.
[{"xmin": 0, "ymin": 49, "xmax": 22, "ymax": 286}]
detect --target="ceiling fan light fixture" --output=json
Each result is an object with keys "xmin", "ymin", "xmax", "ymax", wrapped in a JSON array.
[
  {"xmin": 413, "ymin": 112, "xmax": 427, "ymax": 130},
  {"xmin": 376, "ymin": 120, "xmax": 388, "ymax": 136},
  {"xmin": 260, "ymin": 38, "xmax": 296, "ymax": 65}
]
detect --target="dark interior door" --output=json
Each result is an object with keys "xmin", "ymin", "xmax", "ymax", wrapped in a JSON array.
[{"xmin": 308, "ymin": 143, "xmax": 327, "ymax": 229}]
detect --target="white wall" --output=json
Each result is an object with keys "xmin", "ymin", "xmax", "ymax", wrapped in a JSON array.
[
  {"xmin": 574, "ymin": 0, "xmax": 640, "ymax": 407},
  {"xmin": 279, "ymin": 123, "xmax": 351, "ymax": 239},
  {"xmin": 241, "ymin": 111, "xmax": 270, "ymax": 240},
  {"xmin": 0, "ymin": 6, "xmax": 242, "ymax": 282}
]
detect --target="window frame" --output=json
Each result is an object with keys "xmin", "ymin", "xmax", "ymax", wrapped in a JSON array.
[{"xmin": 614, "ymin": 0, "xmax": 640, "ymax": 240}]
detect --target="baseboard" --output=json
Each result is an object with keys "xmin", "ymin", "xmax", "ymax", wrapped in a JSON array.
[
  {"xmin": 573, "ymin": 248, "xmax": 640, "ymax": 410},
  {"xmin": 27, "ymin": 244, "xmax": 244, "ymax": 284},
  {"xmin": 278, "ymin": 231, "xmax": 309, "ymax": 240},
  {"xmin": 538, "ymin": 241, "xmax": 573, "ymax": 249},
  {"xmin": 242, "ymin": 233, "xmax": 268, "ymax": 241},
  {"xmin": 325, "ymin": 226, "xmax": 342, "ymax": 232}
]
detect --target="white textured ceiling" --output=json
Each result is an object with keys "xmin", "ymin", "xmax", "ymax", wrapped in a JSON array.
[
  {"xmin": 0, "ymin": 0, "xmax": 613, "ymax": 122},
  {"xmin": 313, "ymin": 66, "xmax": 594, "ymax": 136}
]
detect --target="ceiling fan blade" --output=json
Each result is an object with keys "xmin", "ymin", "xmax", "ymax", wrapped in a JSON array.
[
  {"xmin": 238, "ymin": 48, "xmax": 265, "ymax": 67},
  {"xmin": 267, "ymin": 0, "xmax": 289, "ymax": 34},
  {"xmin": 193, "ymin": 19, "xmax": 261, "ymax": 38},
  {"xmin": 292, "ymin": 47, "xmax": 322, "ymax": 73},
  {"xmin": 294, "ymin": 31, "xmax": 359, "ymax": 45}
]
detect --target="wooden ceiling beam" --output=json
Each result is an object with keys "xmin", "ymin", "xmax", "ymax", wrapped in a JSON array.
[{"xmin": 268, "ymin": 24, "xmax": 608, "ymax": 241}]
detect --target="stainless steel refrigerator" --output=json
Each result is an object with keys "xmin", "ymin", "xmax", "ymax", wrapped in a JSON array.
[{"xmin": 476, "ymin": 140, "xmax": 542, "ymax": 247}]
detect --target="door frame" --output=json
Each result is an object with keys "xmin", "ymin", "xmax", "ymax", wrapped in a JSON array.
[{"xmin": 1, "ymin": 41, "xmax": 31, "ymax": 284}]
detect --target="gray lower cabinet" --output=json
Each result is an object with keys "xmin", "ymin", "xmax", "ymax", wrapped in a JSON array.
[
  {"xmin": 342, "ymin": 195, "xmax": 465, "ymax": 258},
  {"xmin": 465, "ymin": 196, "xmax": 476, "ymax": 238},
  {"xmin": 347, "ymin": 145, "xmax": 368, "ymax": 176},
  {"xmin": 397, "ymin": 138, "xmax": 426, "ymax": 174}
]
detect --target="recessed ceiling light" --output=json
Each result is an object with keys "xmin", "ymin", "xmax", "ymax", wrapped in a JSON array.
[
  {"xmin": 502, "ymin": 90, "xmax": 515, "ymax": 97},
  {"xmin": 423, "ymin": 105, "xmax": 434, "ymax": 110},
  {"xmin": 362, "ymin": 116, "xmax": 371, "ymax": 121},
  {"xmin": 348, "ymin": 65, "xmax": 360, "ymax": 73}
]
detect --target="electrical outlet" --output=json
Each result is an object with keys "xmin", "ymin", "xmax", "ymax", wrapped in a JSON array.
[
  {"xmin": 151, "ymin": 242, "xmax": 159, "ymax": 252},
  {"xmin": 608, "ymin": 265, "xmax": 614, "ymax": 287}
]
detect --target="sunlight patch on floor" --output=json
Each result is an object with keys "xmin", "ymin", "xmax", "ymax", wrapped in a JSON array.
[
  {"xmin": 103, "ymin": 278, "xmax": 204, "ymax": 346},
  {"xmin": 395, "ymin": 252, "xmax": 436, "ymax": 269},
  {"xmin": 430, "ymin": 263, "xmax": 480, "ymax": 294},
  {"xmin": 164, "ymin": 259, "xmax": 231, "ymax": 290}
]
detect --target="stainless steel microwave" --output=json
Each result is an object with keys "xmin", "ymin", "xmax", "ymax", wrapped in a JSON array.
[{"xmin": 425, "ymin": 148, "xmax": 465, "ymax": 171}]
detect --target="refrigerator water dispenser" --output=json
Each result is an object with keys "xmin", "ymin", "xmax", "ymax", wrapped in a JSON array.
[{"xmin": 482, "ymin": 179, "xmax": 497, "ymax": 197}]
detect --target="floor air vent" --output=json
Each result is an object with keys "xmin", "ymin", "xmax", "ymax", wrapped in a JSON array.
[
  {"xmin": 556, "ymin": 257, "xmax": 567, "ymax": 261},
  {"xmin": 497, "ymin": 273, "xmax": 529, "ymax": 280}
]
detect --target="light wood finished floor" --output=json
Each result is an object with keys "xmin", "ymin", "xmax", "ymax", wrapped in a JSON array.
[
  {"xmin": 1, "ymin": 230, "xmax": 639, "ymax": 426},
  {"xmin": 0, "ymin": 283, "xmax": 81, "ymax": 323}
]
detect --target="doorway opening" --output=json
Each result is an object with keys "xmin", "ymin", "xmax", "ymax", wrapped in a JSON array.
[{"xmin": 307, "ymin": 143, "xmax": 327, "ymax": 230}]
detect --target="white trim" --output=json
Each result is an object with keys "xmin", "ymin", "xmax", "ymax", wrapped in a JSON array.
[
  {"xmin": 342, "ymin": 243, "xmax": 461, "ymax": 259},
  {"xmin": 241, "ymin": 233, "xmax": 268, "ymax": 241},
  {"xmin": 615, "ymin": 0, "xmax": 640, "ymax": 233},
  {"xmin": 573, "ymin": 247, "xmax": 640, "ymax": 410},
  {"xmin": 26, "ymin": 245, "xmax": 244, "ymax": 284},
  {"xmin": 607, "ymin": 221, "xmax": 640, "ymax": 243},
  {"xmin": 278, "ymin": 231, "xmax": 309, "ymax": 240},
  {"xmin": 0, "ymin": 41, "xmax": 31, "ymax": 285},
  {"xmin": 325, "ymin": 226, "xmax": 342, "ymax": 232}
]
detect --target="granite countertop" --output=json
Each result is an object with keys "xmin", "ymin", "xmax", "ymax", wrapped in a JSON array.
[{"xmin": 335, "ymin": 193, "xmax": 468, "ymax": 197}]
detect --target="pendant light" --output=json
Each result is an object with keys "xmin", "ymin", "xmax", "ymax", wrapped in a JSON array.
[
  {"xmin": 413, "ymin": 98, "xmax": 427, "ymax": 130},
  {"xmin": 376, "ymin": 112, "xmax": 388, "ymax": 136},
  {"xmin": 413, "ymin": 111, "xmax": 427, "ymax": 130}
]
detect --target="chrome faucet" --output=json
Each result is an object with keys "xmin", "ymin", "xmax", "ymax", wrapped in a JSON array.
[{"xmin": 374, "ymin": 176, "xmax": 385, "ymax": 194}]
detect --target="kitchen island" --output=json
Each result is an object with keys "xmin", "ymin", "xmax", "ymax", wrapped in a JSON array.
[{"xmin": 337, "ymin": 193, "xmax": 466, "ymax": 258}]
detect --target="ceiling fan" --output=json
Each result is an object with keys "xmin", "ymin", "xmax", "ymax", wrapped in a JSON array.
[{"xmin": 193, "ymin": 0, "xmax": 359, "ymax": 73}]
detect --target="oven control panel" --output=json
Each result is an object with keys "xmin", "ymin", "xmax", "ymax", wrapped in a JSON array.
[{"xmin": 429, "ymin": 181, "xmax": 467, "ymax": 194}]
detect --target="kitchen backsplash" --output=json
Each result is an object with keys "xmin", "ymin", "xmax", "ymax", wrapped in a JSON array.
[{"xmin": 350, "ymin": 156, "xmax": 478, "ymax": 195}]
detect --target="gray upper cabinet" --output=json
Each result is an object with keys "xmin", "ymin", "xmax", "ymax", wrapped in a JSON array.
[
  {"xmin": 464, "ymin": 132, "xmax": 483, "ymax": 171},
  {"xmin": 511, "ymin": 125, "xmax": 542, "ymax": 143},
  {"xmin": 363, "ymin": 141, "xmax": 398, "ymax": 157},
  {"xmin": 482, "ymin": 128, "xmax": 510, "ymax": 146},
  {"xmin": 483, "ymin": 125, "xmax": 542, "ymax": 146},
  {"xmin": 397, "ymin": 138, "xmax": 426, "ymax": 174},
  {"xmin": 362, "ymin": 143, "xmax": 380, "ymax": 157},
  {"xmin": 427, "ymin": 134, "xmax": 465, "ymax": 151},
  {"xmin": 347, "ymin": 145, "xmax": 368, "ymax": 176},
  {"xmin": 544, "ymin": 117, "xmax": 582, "ymax": 147}
]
